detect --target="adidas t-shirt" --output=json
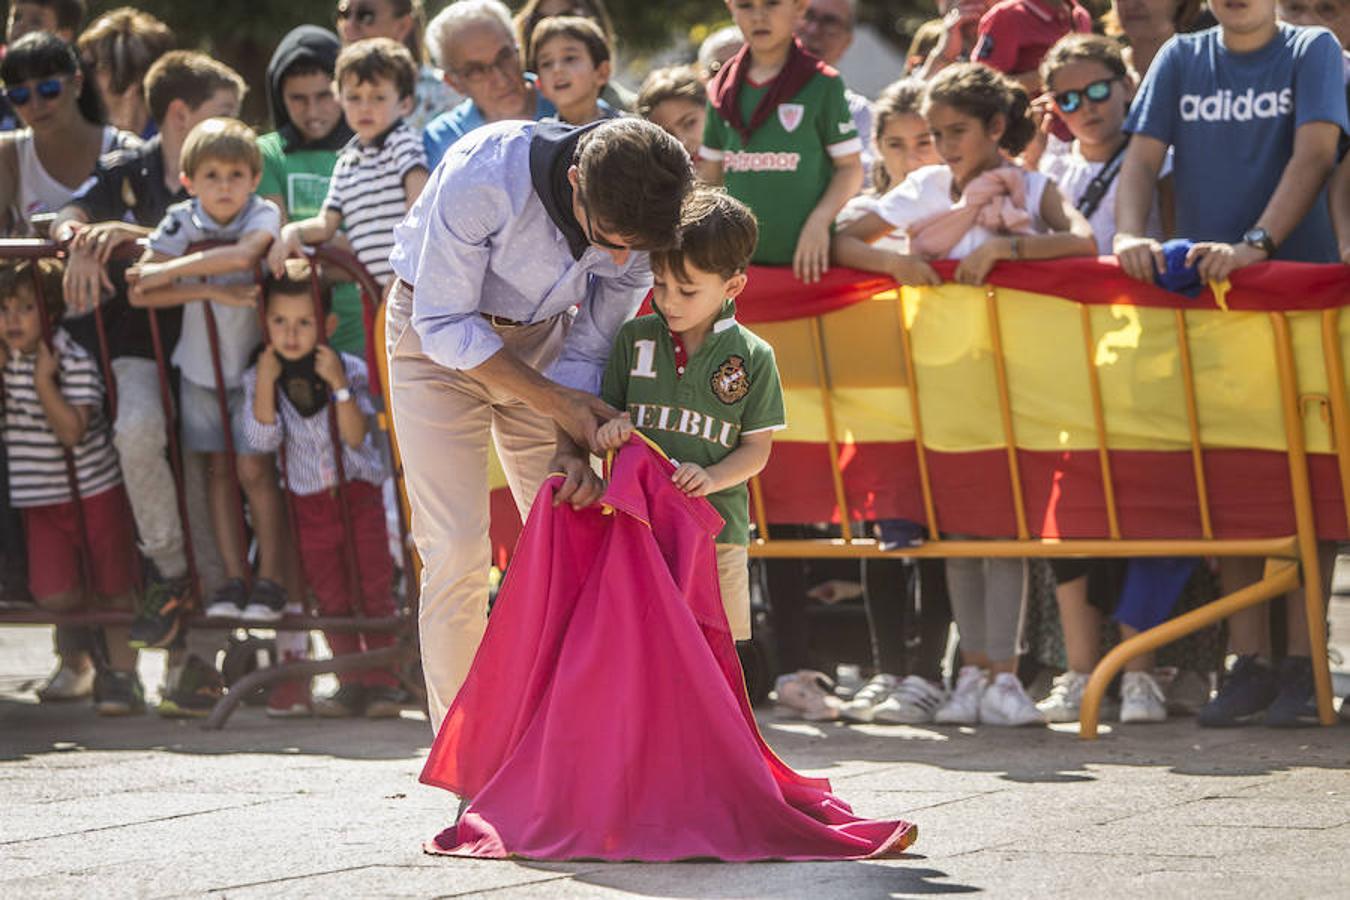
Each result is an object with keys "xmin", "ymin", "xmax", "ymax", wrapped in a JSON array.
[
  {"xmin": 700, "ymin": 70, "xmax": 862, "ymax": 265},
  {"xmin": 1126, "ymin": 24, "xmax": 1348, "ymax": 261},
  {"xmin": 600, "ymin": 303, "xmax": 786, "ymax": 545}
]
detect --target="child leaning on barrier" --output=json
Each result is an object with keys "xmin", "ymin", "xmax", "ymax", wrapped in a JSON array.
[
  {"xmin": 0, "ymin": 259, "xmax": 143, "ymax": 715},
  {"xmin": 240, "ymin": 260, "xmax": 408, "ymax": 720},
  {"xmin": 837, "ymin": 64, "xmax": 1096, "ymax": 727},
  {"xmin": 269, "ymin": 37, "xmax": 429, "ymax": 292},
  {"xmin": 127, "ymin": 116, "xmax": 296, "ymax": 626},
  {"xmin": 595, "ymin": 188, "xmax": 785, "ymax": 646},
  {"xmin": 696, "ymin": 0, "xmax": 864, "ymax": 283}
]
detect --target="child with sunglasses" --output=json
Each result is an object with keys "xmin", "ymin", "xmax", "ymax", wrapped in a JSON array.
[{"xmin": 1038, "ymin": 33, "xmax": 1172, "ymax": 256}]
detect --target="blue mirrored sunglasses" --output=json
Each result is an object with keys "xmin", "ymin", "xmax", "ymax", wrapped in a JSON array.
[
  {"xmin": 5, "ymin": 78, "xmax": 64, "ymax": 107},
  {"xmin": 1053, "ymin": 79, "xmax": 1114, "ymax": 115}
]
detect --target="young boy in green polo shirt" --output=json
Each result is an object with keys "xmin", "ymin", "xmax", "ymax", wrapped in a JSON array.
[
  {"xmin": 256, "ymin": 25, "xmax": 365, "ymax": 356},
  {"xmin": 596, "ymin": 189, "xmax": 785, "ymax": 641},
  {"xmin": 696, "ymin": 0, "xmax": 863, "ymax": 283}
]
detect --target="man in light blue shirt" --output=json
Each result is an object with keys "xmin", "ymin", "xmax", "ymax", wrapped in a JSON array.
[
  {"xmin": 387, "ymin": 117, "xmax": 690, "ymax": 730},
  {"xmin": 423, "ymin": 0, "xmax": 557, "ymax": 169}
]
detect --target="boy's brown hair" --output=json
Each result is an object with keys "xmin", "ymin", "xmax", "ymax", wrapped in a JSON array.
[
  {"xmin": 0, "ymin": 258, "xmax": 67, "ymax": 323},
  {"xmin": 263, "ymin": 258, "xmax": 332, "ymax": 317},
  {"xmin": 636, "ymin": 64, "xmax": 705, "ymax": 119},
  {"xmin": 1040, "ymin": 33, "xmax": 1129, "ymax": 91},
  {"xmin": 527, "ymin": 15, "xmax": 610, "ymax": 72},
  {"xmin": 652, "ymin": 188, "xmax": 758, "ymax": 283},
  {"xmin": 144, "ymin": 50, "xmax": 246, "ymax": 125},
  {"xmin": 335, "ymin": 37, "xmax": 417, "ymax": 100},
  {"xmin": 574, "ymin": 118, "xmax": 692, "ymax": 253},
  {"xmin": 78, "ymin": 7, "xmax": 175, "ymax": 95},
  {"xmin": 180, "ymin": 117, "xmax": 262, "ymax": 178}
]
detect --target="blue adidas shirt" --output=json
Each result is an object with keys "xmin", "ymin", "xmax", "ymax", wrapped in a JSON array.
[{"xmin": 1126, "ymin": 24, "xmax": 1348, "ymax": 262}]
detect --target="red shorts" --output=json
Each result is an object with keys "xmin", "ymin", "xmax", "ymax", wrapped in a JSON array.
[{"xmin": 23, "ymin": 484, "xmax": 138, "ymax": 602}]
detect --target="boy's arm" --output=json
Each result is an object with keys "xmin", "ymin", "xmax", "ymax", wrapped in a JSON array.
[
  {"xmin": 314, "ymin": 346, "xmax": 368, "ymax": 448},
  {"xmin": 33, "ymin": 344, "xmax": 90, "ymax": 447},
  {"xmin": 831, "ymin": 212, "xmax": 941, "ymax": 285},
  {"xmin": 953, "ymin": 182, "xmax": 1097, "ymax": 284},
  {"xmin": 701, "ymin": 430, "xmax": 774, "ymax": 494},
  {"xmin": 132, "ymin": 229, "xmax": 274, "ymax": 292},
  {"xmin": 1333, "ymin": 155, "xmax": 1350, "ymax": 263},
  {"xmin": 1112, "ymin": 135, "xmax": 1169, "ymax": 281},
  {"xmin": 271, "ymin": 210, "xmax": 343, "ymax": 276},
  {"xmin": 241, "ymin": 360, "xmax": 284, "ymax": 453},
  {"xmin": 796, "ymin": 152, "xmax": 864, "ymax": 283}
]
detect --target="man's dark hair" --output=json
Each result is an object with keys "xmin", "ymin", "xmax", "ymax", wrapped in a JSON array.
[
  {"xmin": 281, "ymin": 59, "xmax": 331, "ymax": 88},
  {"xmin": 652, "ymin": 188, "xmax": 758, "ymax": 283},
  {"xmin": 335, "ymin": 37, "xmax": 417, "ymax": 100},
  {"xmin": 575, "ymin": 118, "xmax": 692, "ymax": 253},
  {"xmin": 144, "ymin": 50, "xmax": 246, "ymax": 124},
  {"xmin": 264, "ymin": 258, "xmax": 332, "ymax": 317},
  {"xmin": 0, "ymin": 258, "xmax": 67, "ymax": 322}
]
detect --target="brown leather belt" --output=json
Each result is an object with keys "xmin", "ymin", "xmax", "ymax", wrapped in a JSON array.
[{"xmin": 481, "ymin": 313, "xmax": 527, "ymax": 328}]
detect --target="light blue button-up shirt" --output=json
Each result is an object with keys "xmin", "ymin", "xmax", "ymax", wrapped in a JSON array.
[{"xmin": 389, "ymin": 120, "xmax": 651, "ymax": 395}]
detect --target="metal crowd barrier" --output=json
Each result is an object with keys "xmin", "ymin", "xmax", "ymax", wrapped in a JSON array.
[{"xmin": 0, "ymin": 238, "xmax": 418, "ymax": 729}]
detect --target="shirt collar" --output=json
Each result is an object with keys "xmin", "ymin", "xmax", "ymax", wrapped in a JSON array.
[
  {"xmin": 348, "ymin": 118, "xmax": 404, "ymax": 153},
  {"xmin": 652, "ymin": 297, "xmax": 740, "ymax": 334},
  {"xmin": 191, "ymin": 194, "xmax": 255, "ymax": 232},
  {"xmin": 527, "ymin": 118, "xmax": 608, "ymax": 261}
]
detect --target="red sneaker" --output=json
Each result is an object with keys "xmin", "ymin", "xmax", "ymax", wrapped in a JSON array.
[{"xmin": 266, "ymin": 676, "xmax": 312, "ymax": 718}]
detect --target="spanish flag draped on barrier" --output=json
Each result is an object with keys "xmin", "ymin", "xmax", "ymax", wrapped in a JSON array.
[{"xmin": 487, "ymin": 258, "xmax": 1350, "ymax": 553}]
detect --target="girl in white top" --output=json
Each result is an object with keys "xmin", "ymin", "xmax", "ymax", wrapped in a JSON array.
[
  {"xmin": 1037, "ymin": 34, "xmax": 1171, "ymax": 257},
  {"xmin": 835, "ymin": 79, "xmax": 941, "ymax": 254},
  {"xmin": 833, "ymin": 63, "xmax": 1096, "ymax": 728},
  {"xmin": 0, "ymin": 32, "xmax": 138, "ymax": 236}
]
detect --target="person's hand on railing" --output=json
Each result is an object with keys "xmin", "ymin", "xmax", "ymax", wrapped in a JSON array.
[
  {"xmin": 125, "ymin": 260, "xmax": 171, "ymax": 293},
  {"xmin": 887, "ymin": 254, "xmax": 942, "ymax": 287},
  {"xmin": 268, "ymin": 222, "xmax": 307, "ymax": 278},
  {"xmin": 953, "ymin": 237, "xmax": 1009, "ymax": 285},
  {"xmin": 1186, "ymin": 241, "xmax": 1264, "ymax": 284},
  {"xmin": 61, "ymin": 243, "xmax": 115, "ymax": 316},
  {"xmin": 1113, "ymin": 233, "xmax": 1166, "ymax": 283},
  {"xmin": 595, "ymin": 412, "xmax": 634, "ymax": 452},
  {"xmin": 70, "ymin": 221, "xmax": 144, "ymax": 264}
]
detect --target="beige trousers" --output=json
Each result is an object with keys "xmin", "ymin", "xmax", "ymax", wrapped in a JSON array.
[
  {"xmin": 716, "ymin": 543, "xmax": 751, "ymax": 641},
  {"xmin": 386, "ymin": 282, "xmax": 565, "ymax": 731}
]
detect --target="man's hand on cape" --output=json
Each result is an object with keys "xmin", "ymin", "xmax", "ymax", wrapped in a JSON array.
[
  {"xmin": 552, "ymin": 387, "xmax": 620, "ymax": 454},
  {"xmin": 550, "ymin": 447, "xmax": 605, "ymax": 509}
]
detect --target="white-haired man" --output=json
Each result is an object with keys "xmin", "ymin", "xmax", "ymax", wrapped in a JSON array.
[{"xmin": 423, "ymin": 0, "xmax": 557, "ymax": 167}]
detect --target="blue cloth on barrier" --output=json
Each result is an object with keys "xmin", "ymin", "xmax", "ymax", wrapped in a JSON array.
[{"xmin": 1154, "ymin": 238, "xmax": 1204, "ymax": 297}]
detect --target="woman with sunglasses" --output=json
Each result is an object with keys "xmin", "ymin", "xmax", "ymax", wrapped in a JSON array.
[
  {"xmin": 335, "ymin": 0, "xmax": 459, "ymax": 132},
  {"xmin": 0, "ymin": 31, "xmax": 138, "ymax": 238}
]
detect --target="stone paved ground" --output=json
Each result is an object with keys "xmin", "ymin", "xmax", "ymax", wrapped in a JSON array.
[{"xmin": 3, "ymin": 614, "xmax": 1349, "ymax": 900}]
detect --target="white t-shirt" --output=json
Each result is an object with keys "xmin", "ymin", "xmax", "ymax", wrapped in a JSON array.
[
  {"xmin": 836, "ymin": 193, "xmax": 909, "ymax": 254},
  {"xmin": 875, "ymin": 164, "xmax": 1050, "ymax": 260},
  {"xmin": 1039, "ymin": 143, "xmax": 1171, "ymax": 256}
]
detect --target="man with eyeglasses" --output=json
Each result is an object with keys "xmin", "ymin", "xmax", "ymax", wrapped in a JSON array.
[
  {"xmin": 422, "ymin": 0, "xmax": 556, "ymax": 168},
  {"xmin": 795, "ymin": 0, "xmax": 874, "ymax": 188},
  {"xmin": 386, "ymin": 116, "xmax": 691, "ymax": 732}
]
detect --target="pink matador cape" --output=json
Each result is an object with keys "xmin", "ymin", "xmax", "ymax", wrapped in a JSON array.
[{"xmin": 420, "ymin": 437, "xmax": 918, "ymax": 861}]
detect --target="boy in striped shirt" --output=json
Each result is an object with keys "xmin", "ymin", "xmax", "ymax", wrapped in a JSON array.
[
  {"xmin": 0, "ymin": 259, "xmax": 143, "ymax": 715},
  {"xmin": 269, "ymin": 37, "xmax": 429, "ymax": 290}
]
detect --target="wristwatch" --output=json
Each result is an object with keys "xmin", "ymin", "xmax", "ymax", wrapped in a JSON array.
[
  {"xmin": 1243, "ymin": 226, "xmax": 1275, "ymax": 259},
  {"xmin": 333, "ymin": 387, "xmax": 353, "ymax": 404}
]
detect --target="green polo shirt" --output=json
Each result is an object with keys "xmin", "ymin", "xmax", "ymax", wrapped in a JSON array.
[
  {"xmin": 257, "ymin": 131, "xmax": 365, "ymax": 356},
  {"xmin": 601, "ymin": 302, "xmax": 786, "ymax": 544},
  {"xmin": 700, "ymin": 69, "xmax": 861, "ymax": 265}
]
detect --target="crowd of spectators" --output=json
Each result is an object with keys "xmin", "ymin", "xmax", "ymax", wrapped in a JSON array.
[{"xmin": 0, "ymin": 0, "xmax": 1347, "ymax": 734}]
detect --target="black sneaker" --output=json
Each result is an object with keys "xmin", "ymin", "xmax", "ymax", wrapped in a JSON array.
[
  {"xmin": 315, "ymin": 683, "xmax": 366, "ymax": 718},
  {"xmin": 94, "ymin": 669, "xmax": 146, "ymax": 717},
  {"xmin": 1264, "ymin": 656, "xmax": 1319, "ymax": 728},
  {"xmin": 1197, "ymin": 654, "xmax": 1277, "ymax": 727},
  {"xmin": 129, "ymin": 573, "xmax": 191, "ymax": 649},
  {"xmin": 365, "ymin": 684, "xmax": 414, "ymax": 719},
  {"xmin": 157, "ymin": 655, "xmax": 225, "ymax": 719},
  {"xmin": 204, "ymin": 577, "xmax": 248, "ymax": 619},
  {"xmin": 240, "ymin": 578, "xmax": 287, "ymax": 624}
]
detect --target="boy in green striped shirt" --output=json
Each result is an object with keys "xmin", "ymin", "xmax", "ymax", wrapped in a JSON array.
[{"xmin": 597, "ymin": 190, "xmax": 786, "ymax": 641}]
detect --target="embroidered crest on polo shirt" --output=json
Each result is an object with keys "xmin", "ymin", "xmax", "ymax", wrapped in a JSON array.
[
  {"xmin": 711, "ymin": 355, "xmax": 750, "ymax": 404},
  {"xmin": 778, "ymin": 103, "xmax": 805, "ymax": 133}
]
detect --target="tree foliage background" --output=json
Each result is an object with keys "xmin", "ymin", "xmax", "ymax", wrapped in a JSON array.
[{"xmin": 2, "ymin": 1, "xmax": 939, "ymax": 126}]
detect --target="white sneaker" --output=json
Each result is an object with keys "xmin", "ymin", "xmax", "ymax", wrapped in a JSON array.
[
  {"xmin": 934, "ymin": 666, "xmax": 987, "ymax": 725},
  {"xmin": 772, "ymin": 670, "xmax": 841, "ymax": 721},
  {"xmin": 873, "ymin": 675, "xmax": 946, "ymax": 724},
  {"xmin": 979, "ymin": 672, "xmax": 1046, "ymax": 726},
  {"xmin": 36, "ymin": 663, "xmax": 95, "ymax": 702},
  {"xmin": 1120, "ymin": 670, "xmax": 1168, "ymax": 723},
  {"xmin": 839, "ymin": 673, "xmax": 898, "ymax": 723},
  {"xmin": 1037, "ymin": 670, "xmax": 1090, "ymax": 723}
]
